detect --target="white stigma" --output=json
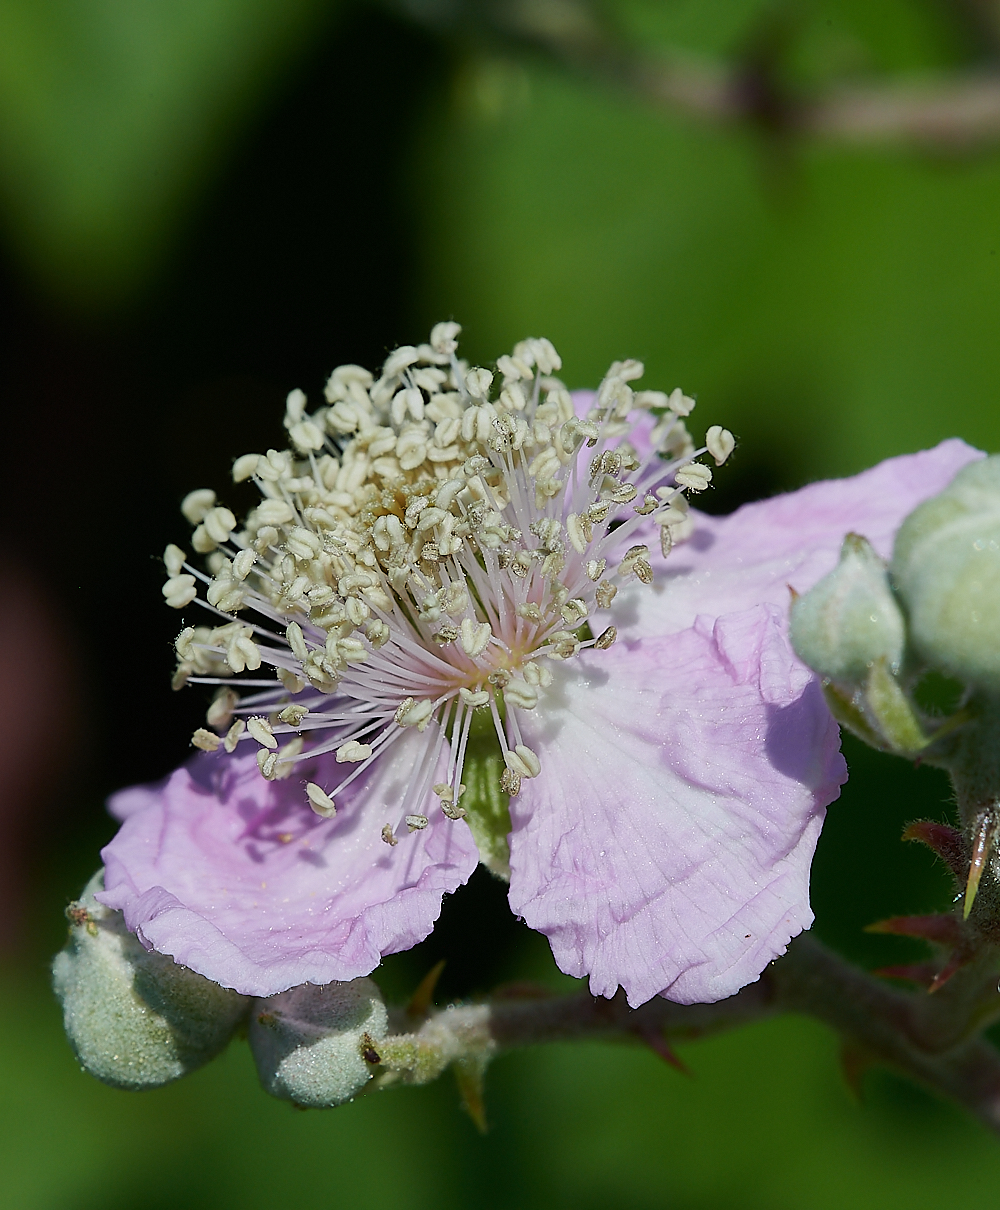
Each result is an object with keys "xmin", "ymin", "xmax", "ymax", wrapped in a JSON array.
[{"xmin": 166, "ymin": 324, "xmax": 727, "ymax": 835}]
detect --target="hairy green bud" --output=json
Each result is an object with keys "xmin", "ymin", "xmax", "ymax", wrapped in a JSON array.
[
  {"xmin": 53, "ymin": 871, "xmax": 249, "ymax": 1089},
  {"xmin": 790, "ymin": 533, "xmax": 906, "ymax": 685},
  {"xmin": 249, "ymin": 979, "xmax": 388, "ymax": 1107},
  {"xmin": 892, "ymin": 456, "xmax": 1000, "ymax": 692}
]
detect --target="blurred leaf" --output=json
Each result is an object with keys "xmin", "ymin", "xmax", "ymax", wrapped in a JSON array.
[
  {"xmin": 0, "ymin": 0, "xmax": 338, "ymax": 308},
  {"xmin": 415, "ymin": 52, "xmax": 1000, "ymax": 488}
]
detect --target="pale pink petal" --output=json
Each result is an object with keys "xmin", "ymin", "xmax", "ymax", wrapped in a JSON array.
[
  {"xmin": 98, "ymin": 728, "xmax": 479, "ymax": 996},
  {"xmin": 571, "ymin": 388, "xmax": 656, "ymax": 461},
  {"xmin": 508, "ymin": 604, "xmax": 846, "ymax": 1007},
  {"xmin": 108, "ymin": 781, "xmax": 166, "ymax": 821},
  {"xmin": 627, "ymin": 439, "xmax": 982, "ymax": 639}
]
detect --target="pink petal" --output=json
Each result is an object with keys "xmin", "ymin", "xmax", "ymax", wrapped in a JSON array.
[
  {"xmin": 632, "ymin": 439, "xmax": 983, "ymax": 638},
  {"xmin": 571, "ymin": 388, "xmax": 656, "ymax": 461},
  {"xmin": 508, "ymin": 604, "xmax": 846, "ymax": 1007},
  {"xmin": 98, "ymin": 729, "xmax": 479, "ymax": 996}
]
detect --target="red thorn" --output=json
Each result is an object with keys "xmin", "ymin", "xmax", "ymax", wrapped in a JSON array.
[
  {"xmin": 865, "ymin": 913, "xmax": 965, "ymax": 947},
  {"xmin": 639, "ymin": 1030, "xmax": 692, "ymax": 1076},
  {"xmin": 902, "ymin": 821, "xmax": 968, "ymax": 880},
  {"xmin": 453, "ymin": 1060, "xmax": 488, "ymax": 1134},
  {"xmin": 929, "ymin": 951, "xmax": 970, "ymax": 994},
  {"xmin": 873, "ymin": 962, "xmax": 940, "ymax": 988},
  {"xmin": 406, "ymin": 959, "xmax": 446, "ymax": 1019}
]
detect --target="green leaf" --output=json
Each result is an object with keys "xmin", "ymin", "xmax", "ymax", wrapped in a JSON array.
[{"xmin": 0, "ymin": 0, "xmax": 338, "ymax": 308}]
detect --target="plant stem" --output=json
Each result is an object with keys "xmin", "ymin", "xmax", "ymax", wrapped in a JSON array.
[{"xmin": 375, "ymin": 935, "xmax": 1000, "ymax": 1132}]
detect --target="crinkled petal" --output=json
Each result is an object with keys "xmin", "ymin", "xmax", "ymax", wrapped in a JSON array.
[
  {"xmin": 98, "ymin": 728, "xmax": 478, "ymax": 996},
  {"xmin": 508, "ymin": 604, "xmax": 846, "ymax": 1007},
  {"xmin": 628, "ymin": 440, "xmax": 983, "ymax": 639}
]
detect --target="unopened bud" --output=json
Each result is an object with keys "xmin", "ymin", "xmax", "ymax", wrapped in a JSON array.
[
  {"xmin": 52, "ymin": 871, "xmax": 249, "ymax": 1089},
  {"xmin": 791, "ymin": 533, "xmax": 905, "ymax": 684},
  {"xmin": 249, "ymin": 979, "xmax": 388, "ymax": 1107},
  {"xmin": 892, "ymin": 456, "xmax": 1000, "ymax": 692}
]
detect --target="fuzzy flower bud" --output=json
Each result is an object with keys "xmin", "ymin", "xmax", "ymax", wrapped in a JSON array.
[
  {"xmin": 790, "ymin": 533, "xmax": 906, "ymax": 684},
  {"xmin": 892, "ymin": 456, "xmax": 1000, "ymax": 692},
  {"xmin": 249, "ymin": 979, "xmax": 388, "ymax": 1107},
  {"xmin": 52, "ymin": 871, "xmax": 249, "ymax": 1089}
]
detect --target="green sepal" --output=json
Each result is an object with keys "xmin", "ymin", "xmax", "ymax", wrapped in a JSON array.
[
  {"xmin": 459, "ymin": 707, "xmax": 511, "ymax": 880},
  {"xmin": 822, "ymin": 681, "xmax": 885, "ymax": 749},
  {"xmin": 865, "ymin": 657, "xmax": 931, "ymax": 754}
]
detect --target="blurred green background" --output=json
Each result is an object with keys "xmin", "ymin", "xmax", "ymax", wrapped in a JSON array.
[{"xmin": 3, "ymin": 1, "xmax": 1000, "ymax": 1206}]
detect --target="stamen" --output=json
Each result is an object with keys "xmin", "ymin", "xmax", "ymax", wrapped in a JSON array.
[{"xmin": 163, "ymin": 323, "xmax": 719, "ymax": 800}]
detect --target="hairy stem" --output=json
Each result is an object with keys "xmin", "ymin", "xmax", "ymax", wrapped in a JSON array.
[{"xmin": 375, "ymin": 935, "xmax": 1000, "ymax": 1132}]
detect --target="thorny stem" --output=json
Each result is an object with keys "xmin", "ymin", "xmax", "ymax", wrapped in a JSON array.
[
  {"xmin": 370, "ymin": 936, "xmax": 1000, "ymax": 1133},
  {"xmin": 396, "ymin": 0, "xmax": 1000, "ymax": 150}
]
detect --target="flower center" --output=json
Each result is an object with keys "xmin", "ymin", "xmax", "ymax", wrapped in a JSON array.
[{"xmin": 163, "ymin": 324, "xmax": 731, "ymax": 839}]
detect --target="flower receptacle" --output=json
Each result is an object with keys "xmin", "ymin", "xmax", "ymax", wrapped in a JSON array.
[{"xmin": 248, "ymin": 978, "xmax": 388, "ymax": 1108}]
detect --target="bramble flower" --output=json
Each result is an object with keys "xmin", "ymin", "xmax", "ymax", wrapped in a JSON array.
[{"xmin": 96, "ymin": 323, "xmax": 979, "ymax": 1007}]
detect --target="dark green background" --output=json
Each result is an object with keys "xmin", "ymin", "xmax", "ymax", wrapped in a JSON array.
[{"xmin": 3, "ymin": 2, "xmax": 1000, "ymax": 1206}]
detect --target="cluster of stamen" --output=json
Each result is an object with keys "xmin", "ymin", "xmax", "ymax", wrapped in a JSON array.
[{"xmin": 163, "ymin": 323, "xmax": 733, "ymax": 842}]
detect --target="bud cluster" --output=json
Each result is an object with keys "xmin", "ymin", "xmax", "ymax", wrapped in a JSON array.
[
  {"xmin": 54, "ymin": 871, "xmax": 389, "ymax": 1106},
  {"xmin": 791, "ymin": 455, "xmax": 1000, "ymax": 922}
]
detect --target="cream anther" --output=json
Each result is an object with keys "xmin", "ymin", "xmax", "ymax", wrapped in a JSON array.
[
  {"xmin": 232, "ymin": 453, "xmax": 260, "ymax": 482},
  {"xmin": 162, "ymin": 574, "xmax": 197, "ymax": 609},
  {"xmin": 247, "ymin": 716, "xmax": 277, "ymax": 750},
  {"xmin": 232, "ymin": 549, "xmax": 257, "ymax": 581},
  {"xmin": 566, "ymin": 514, "xmax": 588, "ymax": 554},
  {"xmin": 667, "ymin": 388, "xmax": 695, "ymax": 416},
  {"xmin": 207, "ymin": 688, "xmax": 238, "ymax": 729},
  {"xmin": 306, "ymin": 783, "xmax": 336, "ymax": 818},
  {"xmin": 224, "ymin": 719, "xmax": 245, "ymax": 753},
  {"xmin": 381, "ymin": 825, "xmax": 398, "ymax": 846},
  {"xmin": 192, "ymin": 728, "xmax": 221, "ymax": 752},
  {"xmin": 706, "ymin": 425, "xmax": 735, "ymax": 465},
  {"xmin": 459, "ymin": 688, "xmax": 491, "ymax": 708},
  {"xmin": 523, "ymin": 661, "xmax": 553, "ymax": 688},
  {"xmin": 503, "ymin": 680, "xmax": 538, "ymax": 710},
  {"xmin": 675, "ymin": 463, "xmax": 713, "ymax": 492},
  {"xmin": 460, "ymin": 618, "xmax": 492, "ymax": 658},
  {"xmin": 405, "ymin": 814, "xmax": 429, "ymax": 832},
  {"xmin": 430, "ymin": 321, "xmax": 461, "ymax": 355},
  {"xmin": 383, "ymin": 345, "xmax": 420, "ymax": 377},
  {"xmin": 204, "ymin": 507, "xmax": 238, "ymax": 546},
  {"xmin": 285, "ymin": 622, "xmax": 309, "ymax": 662},
  {"xmin": 163, "ymin": 545, "xmax": 186, "ymax": 577},
  {"xmin": 395, "ymin": 698, "xmax": 434, "ymax": 731},
  {"xmin": 181, "ymin": 489, "xmax": 216, "ymax": 525},
  {"xmin": 466, "ymin": 367, "xmax": 494, "ymax": 398},
  {"xmin": 226, "ymin": 630, "xmax": 261, "ymax": 674},
  {"xmin": 336, "ymin": 741, "xmax": 373, "ymax": 764}
]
